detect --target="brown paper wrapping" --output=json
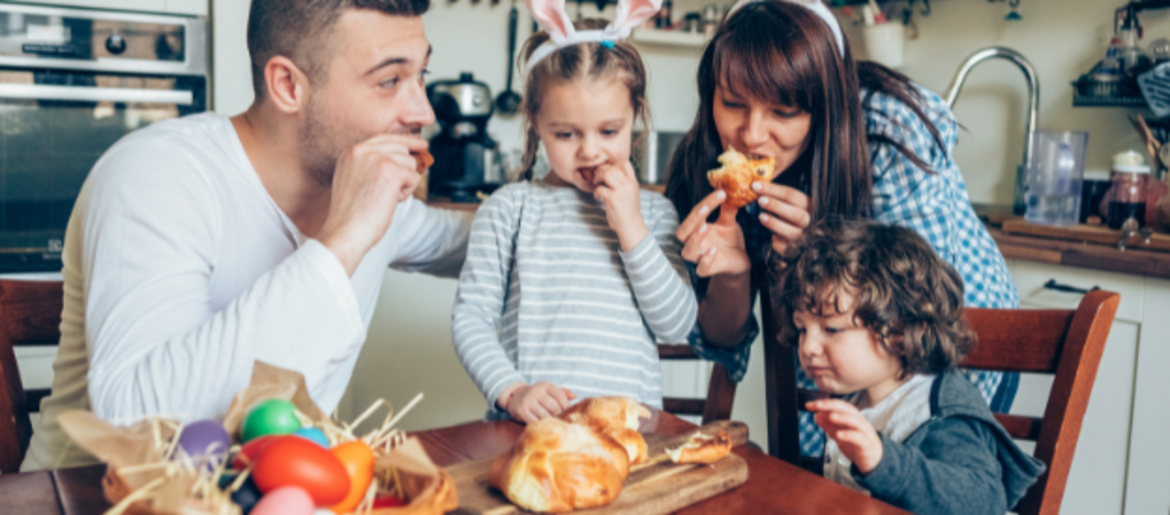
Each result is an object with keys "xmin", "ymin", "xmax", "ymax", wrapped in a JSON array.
[{"xmin": 57, "ymin": 361, "xmax": 457, "ymax": 515}]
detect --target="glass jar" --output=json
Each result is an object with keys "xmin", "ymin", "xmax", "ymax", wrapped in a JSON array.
[{"xmin": 1106, "ymin": 150, "xmax": 1151, "ymax": 229}]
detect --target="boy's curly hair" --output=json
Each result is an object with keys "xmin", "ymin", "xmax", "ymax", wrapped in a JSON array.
[{"xmin": 769, "ymin": 218, "xmax": 976, "ymax": 377}]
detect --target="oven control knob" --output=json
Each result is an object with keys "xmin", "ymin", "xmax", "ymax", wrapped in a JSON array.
[{"xmin": 105, "ymin": 34, "xmax": 126, "ymax": 55}]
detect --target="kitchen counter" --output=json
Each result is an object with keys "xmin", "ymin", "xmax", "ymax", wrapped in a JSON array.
[
  {"xmin": 423, "ymin": 197, "xmax": 1170, "ymax": 280},
  {"xmin": 988, "ymin": 228, "xmax": 1170, "ymax": 280}
]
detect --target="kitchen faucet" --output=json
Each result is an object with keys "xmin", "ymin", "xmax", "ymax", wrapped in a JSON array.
[{"xmin": 944, "ymin": 47, "xmax": 1040, "ymax": 215}]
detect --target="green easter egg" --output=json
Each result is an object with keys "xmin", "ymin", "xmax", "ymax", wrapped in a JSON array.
[{"xmin": 241, "ymin": 399, "xmax": 301, "ymax": 442}]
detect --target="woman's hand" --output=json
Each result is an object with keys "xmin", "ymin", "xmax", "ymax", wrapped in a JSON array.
[
  {"xmin": 499, "ymin": 382, "xmax": 578, "ymax": 423},
  {"xmin": 594, "ymin": 162, "xmax": 649, "ymax": 252},
  {"xmin": 752, "ymin": 181, "xmax": 811, "ymax": 255},
  {"xmin": 807, "ymin": 399, "xmax": 883, "ymax": 475},
  {"xmin": 677, "ymin": 190, "xmax": 751, "ymax": 278}
]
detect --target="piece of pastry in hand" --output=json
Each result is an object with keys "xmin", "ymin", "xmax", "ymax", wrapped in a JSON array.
[
  {"xmin": 489, "ymin": 418, "xmax": 631, "ymax": 513},
  {"xmin": 706, "ymin": 147, "xmax": 778, "ymax": 209},
  {"xmin": 560, "ymin": 397, "xmax": 651, "ymax": 465},
  {"xmin": 665, "ymin": 430, "xmax": 733, "ymax": 465},
  {"xmin": 413, "ymin": 148, "xmax": 434, "ymax": 173}
]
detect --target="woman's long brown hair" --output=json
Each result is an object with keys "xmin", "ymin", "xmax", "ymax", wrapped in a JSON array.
[{"xmin": 665, "ymin": 2, "xmax": 944, "ymax": 222}]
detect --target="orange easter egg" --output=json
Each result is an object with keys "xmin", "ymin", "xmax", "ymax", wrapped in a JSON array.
[
  {"xmin": 330, "ymin": 440, "xmax": 376, "ymax": 514},
  {"xmin": 253, "ymin": 436, "xmax": 350, "ymax": 506}
]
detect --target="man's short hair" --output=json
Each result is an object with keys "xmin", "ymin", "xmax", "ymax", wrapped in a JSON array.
[{"xmin": 246, "ymin": 0, "xmax": 430, "ymax": 99}]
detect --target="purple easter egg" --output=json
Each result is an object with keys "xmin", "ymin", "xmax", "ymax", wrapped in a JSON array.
[{"xmin": 175, "ymin": 419, "xmax": 230, "ymax": 469}]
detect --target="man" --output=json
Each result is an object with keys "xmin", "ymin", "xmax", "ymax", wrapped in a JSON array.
[{"xmin": 22, "ymin": 0, "xmax": 469, "ymax": 470}]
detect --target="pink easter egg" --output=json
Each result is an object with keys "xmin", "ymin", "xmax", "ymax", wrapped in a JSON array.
[{"xmin": 251, "ymin": 486, "xmax": 315, "ymax": 515}]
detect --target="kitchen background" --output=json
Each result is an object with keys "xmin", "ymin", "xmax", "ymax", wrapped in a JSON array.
[
  {"xmin": 7, "ymin": 0, "xmax": 1170, "ymax": 514},
  {"xmin": 27, "ymin": 0, "xmax": 1153, "ymax": 456}
]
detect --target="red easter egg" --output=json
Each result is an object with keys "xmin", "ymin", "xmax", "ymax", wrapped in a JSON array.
[
  {"xmin": 373, "ymin": 495, "xmax": 407, "ymax": 508},
  {"xmin": 233, "ymin": 435, "xmax": 278, "ymax": 470},
  {"xmin": 252, "ymin": 436, "xmax": 351, "ymax": 506}
]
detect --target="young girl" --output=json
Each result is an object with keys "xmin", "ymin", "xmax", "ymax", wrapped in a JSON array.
[
  {"xmin": 452, "ymin": 0, "xmax": 696, "ymax": 423},
  {"xmin": 773, "ymin": 218, "xmax": 1044, "ymax": 514}
]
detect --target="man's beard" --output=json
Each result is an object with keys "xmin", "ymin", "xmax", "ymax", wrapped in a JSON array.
[
  {"xmin": 298, "ymin": 97, "xmax": 362, "ymax": 187},
  {"xmin": 298, "ymin": 95, "xmax": 427, "ymax": 187}
]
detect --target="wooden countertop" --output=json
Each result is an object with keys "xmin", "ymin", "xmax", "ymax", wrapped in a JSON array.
[
  {"xmin": 989, "ymin": 228, "xmax": 1170, "ymax": 280},
  {"xmin": 425, "ymin": 195, "xmax": 1170, "ymax": 280}
]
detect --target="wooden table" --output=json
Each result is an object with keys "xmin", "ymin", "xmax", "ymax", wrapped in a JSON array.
[{"xmin": 0, "ymin": 410, "xmax": 907, "ymax": 514}]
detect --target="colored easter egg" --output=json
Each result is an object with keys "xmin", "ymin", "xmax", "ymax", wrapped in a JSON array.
[
  {"xmin": 232, "ymin": 435, "xmax": 279, "ymax": 470},
  {"xmin": 175, "ymin": 419, "xmax": 230, "ymax": 469},
  {"xmin": 251, "ymin": 486, "xmax": 315, "ymax": 515},
  {"xmin": 294, "ymin": 427, "xmax": 330, "ymax": 448},
  {"xmin": 329, "ymin": 441, "xmax": 375, "ymax": 514},
  {"xmin": 252, "ymin": 436, "xmax": 350, "ymax": 506},
  {"xmin": 242, "ymin": 399, "xmax": 302, "ymax": 442},
  {"xmin": 372, "ymin": 495, "xmax": 406, "ymax": 508},
  {"xmin": 229, "ymin": 476, "xmax": 263, "ymax": 514}
]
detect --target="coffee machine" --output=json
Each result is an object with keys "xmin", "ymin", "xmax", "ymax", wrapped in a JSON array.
[{"xmin": 427, "ymin": 73, "xmax": 501, "ymax": 202}]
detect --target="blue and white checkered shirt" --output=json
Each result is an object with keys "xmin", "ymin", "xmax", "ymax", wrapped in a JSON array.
[{"xmin": 687, "ymin": 85, "xmax": 1020, "ymax": 457}]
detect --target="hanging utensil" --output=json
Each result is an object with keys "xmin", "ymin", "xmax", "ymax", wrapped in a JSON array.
[{"xmin": 495, "ymin": 0, "xmax": 523, "ymax": 116}]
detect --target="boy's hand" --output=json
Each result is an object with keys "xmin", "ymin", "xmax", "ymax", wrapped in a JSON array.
[
  {"xmin": 807, "ymin": 399, "xmax": 883, "ymax": 474},
  {"xmin": 593, "ymin": 162, "xmax": 649, "ymax": 252},
  {"xmin": 499, "ymin": 382, "xmax": 578, "ymax": 423}
]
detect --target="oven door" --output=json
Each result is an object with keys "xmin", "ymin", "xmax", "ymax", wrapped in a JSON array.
[{"xmin": 0, "ymin": 70, "xmax": 206, "ymax": 271}]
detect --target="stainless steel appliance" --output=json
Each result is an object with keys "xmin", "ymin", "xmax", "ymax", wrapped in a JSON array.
[
  {"xmin": 427, "ymin": 72, "xmax": 500, "ymax": 202},
  {"xmin": 0, "ymin": 3, "xmax": 208, "ymax": 271}
]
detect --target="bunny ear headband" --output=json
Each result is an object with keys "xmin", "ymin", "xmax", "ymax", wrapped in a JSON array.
[
  {"xmin": 728, "ymin": 0, "xmax": 845, "ymax": 58},
  {"xmin": 522, "ymin": 0, "xmax": 844, "ymax": 73},
  {"xmin": 523, "ymin": 0, "xmax": 661, "ymax": 73}
]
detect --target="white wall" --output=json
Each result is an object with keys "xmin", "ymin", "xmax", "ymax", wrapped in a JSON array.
[{"xmin": 210, "ymin": 0, "xmax": 1167, "ymax": 441}]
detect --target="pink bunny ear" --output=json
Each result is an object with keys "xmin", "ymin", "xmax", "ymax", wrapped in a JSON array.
[
  {"xmin": 609, "ymin": 0, "xmax": 662, "ymax": 35},
  {"xmin": 526, "ymin": 0, "xmax": 575, "ymax": 43}
]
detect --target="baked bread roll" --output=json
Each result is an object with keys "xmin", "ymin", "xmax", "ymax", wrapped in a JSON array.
[
  {"xmin": 665, "ymin": 430, "xmax": 733, "ymax": 465},
  {"xmin": 560, "ymin": 397, "xmax": 651, "ymax": 465},
  {"xmin": 413, "ymin": 148, "xmax": 434, "ymax": 173},
  {"xmin": 706, "ymin": 147, "xmax": 778, "ymax": 209},
  {"xmin": 489, "ymin": 418, "xmax": 630, "ymax": 513}
]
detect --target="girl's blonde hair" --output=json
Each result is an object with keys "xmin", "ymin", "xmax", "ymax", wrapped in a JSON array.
[{"xmin": 516, "ymin": 18, "xmax": 650, "ymax": 181}]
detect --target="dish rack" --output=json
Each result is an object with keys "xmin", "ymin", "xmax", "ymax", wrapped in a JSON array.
[{"xmin": 1072, "ymin": 63, "xmax": 1148, "ymax": 107}]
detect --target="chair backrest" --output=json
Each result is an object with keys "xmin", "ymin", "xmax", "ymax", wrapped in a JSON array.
[
  {"xmin": 657, "ymin": 344, "xmax": 737, "ymax": 424},
  {"xmin": 763, "ymin": 290, "xmax": 1120, "ymax": 515},
  {"xmin": 0, "ymin": 279, "xmax": 64, "ymax": 474}
]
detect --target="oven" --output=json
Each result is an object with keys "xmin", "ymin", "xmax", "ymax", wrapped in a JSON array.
[{"xmin": 0, "ymin": 3, "xmax": 208, "ymax": 272}]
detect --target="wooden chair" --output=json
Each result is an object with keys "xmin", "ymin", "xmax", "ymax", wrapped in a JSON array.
[
  {"xmin": 0, "ymin": 280, "xmax": 64, "ymax": 474},
  {"xmin": 763, "ymin": 290, "xmax": 1121, "ymax": 515},
  {"xmin": 657, "ymin": 344, "xmax": 737, "ymax": 424}
]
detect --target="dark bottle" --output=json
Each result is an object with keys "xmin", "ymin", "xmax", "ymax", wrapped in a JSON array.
[
  {"xmin": 1107, "ymin": 201, "xmax": 1147, "ymax": 229},
  {"xmin": 656, "ymin": 0, "xmax": 673, "ymax": 28}
]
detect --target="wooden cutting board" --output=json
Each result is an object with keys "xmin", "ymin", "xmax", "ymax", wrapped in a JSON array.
[
  {"xmin": 1001, "ymin": 219, "xmax": 1170, "ymax": 253},
  {"xmin": 449, "ymin": 420, "xmax": 750, "ymax": 515}
]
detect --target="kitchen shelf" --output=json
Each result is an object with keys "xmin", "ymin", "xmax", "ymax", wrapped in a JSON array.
[{"xmin": 631, "ymin": 29, "xmax": 710, "ymax": 49}]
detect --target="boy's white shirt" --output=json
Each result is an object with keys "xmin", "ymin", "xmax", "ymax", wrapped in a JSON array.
[
  {"xmin": 823, "ymin": 373, "xmax": 936, "ymax": 494},
  {"xmin": 22, "ymin": 113, "xmax": 471, "ymax": 471}
]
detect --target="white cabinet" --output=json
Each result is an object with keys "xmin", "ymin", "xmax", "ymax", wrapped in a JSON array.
[
  {"xmin": 1006, "ymin": 259, "xmax": 1170, "ymax": 515},
  {"xmin": 6, "ymin": 0, "xmax": 208, "ymax": 16}
]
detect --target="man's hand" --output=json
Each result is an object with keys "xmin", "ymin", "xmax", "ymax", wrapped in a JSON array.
[
  {"xmin": 498, "ymin": 381, "xmax": 577, "ymax": 423},
  {"xmin": 807, "ymin": 399, "xmax": 884, "ymax": 474},
  {"xmin": 592, "ymin": 162, "xmax": 649, "ymax": 252},
  {"xmin": 317, "ymin": 135, "xmax": 428, "ymax": 275}
]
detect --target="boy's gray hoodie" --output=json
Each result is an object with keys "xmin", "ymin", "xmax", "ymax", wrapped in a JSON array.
[{"xmin": 850, "ymin": 370, "xmax": 1047, "ymax": 514}]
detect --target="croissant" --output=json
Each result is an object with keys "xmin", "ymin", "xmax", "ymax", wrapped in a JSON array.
[
  {"xmin": 706, "ymin": 147, "xmax": 778, "ymax": 209},
  {"xmin": 560, "ymin": 397, "xmax": 651, "ymax": 465},
  {"xmin": 489, "ymin": 418, "xmax": 630, "ymax": 513},
  {"xmin": 413, "ymin": 148, "xmax": 434, "ymax": 173}
]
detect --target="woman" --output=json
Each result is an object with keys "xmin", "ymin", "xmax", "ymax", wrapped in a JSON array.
[{"xmin": 665, "ymin": 0, "xmax": 1019, "ymax": 457}]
